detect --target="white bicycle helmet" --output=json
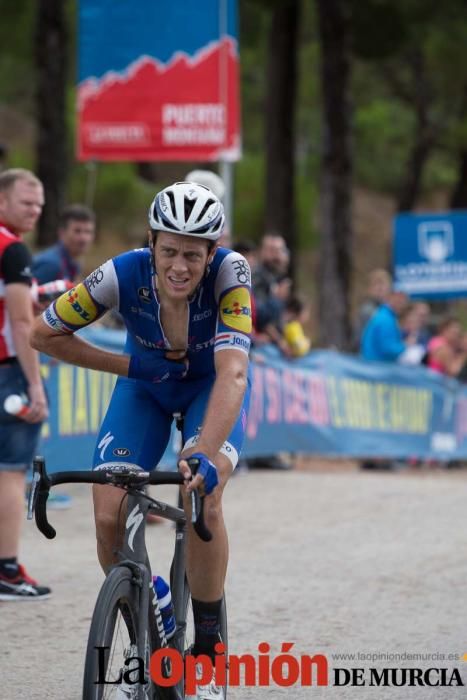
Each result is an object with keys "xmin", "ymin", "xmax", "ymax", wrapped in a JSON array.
[{"xmin": 148, "ymin": 181, "xmax": 224, "ymax": 241}]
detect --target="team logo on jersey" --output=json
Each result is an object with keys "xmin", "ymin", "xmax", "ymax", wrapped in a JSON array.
[
  {"xmin": 55, "ymin": 283, "xmax": 99, "ymax": 326},
  {"xmin": 138, "ymin": 287, "xmax": 152, "ymax": 303},
  {"xmin": 220, "ymin": 287, "xmax": 252, "ymax": 334},
  {"xmin": 232, "ymin": 258, "xmax": 251, "ymax": 285},
  {"xmin": 86, "ymin": 267, "xmax": 104, "ymax": 289}
]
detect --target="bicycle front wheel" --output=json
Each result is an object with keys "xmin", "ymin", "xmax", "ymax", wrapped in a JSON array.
[{"xmin": 82, "ymin": 566, "xmax": 149, "ymax": 700}]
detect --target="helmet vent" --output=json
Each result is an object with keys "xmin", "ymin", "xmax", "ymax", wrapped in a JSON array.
[
  {"xmin": 166, "ymin": 190, "xmax": 177, "ymax": 218},
  {"xmin": 196, "ymin": 199, "xmax": 215, "ymax": 223},
  {"xmin": 184, "ymin": 196, "xmax": 197, "ymax": 221}
]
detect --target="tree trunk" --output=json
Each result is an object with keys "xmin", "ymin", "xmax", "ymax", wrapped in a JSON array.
[
  {"xmin": 264, "ymin": 0, "xmax": 300, "ymax": 278},
  {"xmin": 397, "ymin": 51, "xmax": 435, "ymax": 212},
  {"xmin": 35, "ymin": 0, "xmax": 68, "ymax": 246},
  {"xmin": 397, "ymin": 133, "xmax": 434, "ymax": 212},
  {"xmin": 450, "ymin": 149, "xmax": 467, "ymax": 209},
  {"xmin": 315, "ymin": 0, "xmax": 353, "ymax": 349}
]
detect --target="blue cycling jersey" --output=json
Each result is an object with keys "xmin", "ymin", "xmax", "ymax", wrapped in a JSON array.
[
  {"xmin": 43, "ymin": 246, "xmax": 252, "ymax": 378},
  {"xmin": 42, "ymin": 246, "xmax": 252, "ymax": 469}
]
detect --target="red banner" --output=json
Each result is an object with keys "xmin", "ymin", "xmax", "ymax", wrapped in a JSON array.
[{"xmin": 78, "ymin": 1, "xmax": 241, "ymax": 162}]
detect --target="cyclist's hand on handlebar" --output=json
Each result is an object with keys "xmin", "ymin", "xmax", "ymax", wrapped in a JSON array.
[
  {"xmin": 178, "ymin": 453, "xmax": 219, "ymax": 495},
  {"xmin": 128, "ymin": 353, "xmax": 188, "ymax": 383}
]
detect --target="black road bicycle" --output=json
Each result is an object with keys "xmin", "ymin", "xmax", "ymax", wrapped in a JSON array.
[{"xmin": 28, "ymin": 455, "xmax": 227, "ymax": 700}]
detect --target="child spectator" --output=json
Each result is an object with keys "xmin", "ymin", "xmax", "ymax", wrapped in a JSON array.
[{"xmin": 283, "ymin": 296, "xmax": 311, "ymax": 357}]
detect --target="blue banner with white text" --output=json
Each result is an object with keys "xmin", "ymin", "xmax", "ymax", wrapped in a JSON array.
[
  {"xmin": 393, "ymin": 210, "xmax": 467, "ymax": 298},
  {"xmin": 37, "ymin": 330, "xmax": 467, "ymax": 471}
]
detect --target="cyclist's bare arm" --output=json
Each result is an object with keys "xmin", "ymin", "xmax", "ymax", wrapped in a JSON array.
[
  {"xmin": 179, "ymin": 347, "xmax": 248, "ymax": 490},
  {"xmin": 30, "ymin": 316, "xmax": 130, "ymax": 377}
]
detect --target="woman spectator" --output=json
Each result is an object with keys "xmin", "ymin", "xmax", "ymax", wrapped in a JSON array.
[{"xmin": 427, "ymin": 317, "xmax": 467, "ymax": 377}]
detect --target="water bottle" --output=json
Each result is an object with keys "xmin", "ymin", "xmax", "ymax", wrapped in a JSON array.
[
  {"xmin": 31, "ymin": 279, "xmax": 74, "ymax": 304},
  {"xmin": 3, "ymin": 394, "xmax": 30, "ymax": 419},
  {"xmin": 153, "ymin": 575, "xmax": 176, "ymax": 640},
  {"xmin": 37, "ymin": 279, "xmax": 74, "ymax": 302}
]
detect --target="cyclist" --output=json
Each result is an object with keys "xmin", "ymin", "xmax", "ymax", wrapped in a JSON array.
[{"xmin": 31, "ymin": 181, "xmax": 252, "ymax": 700}]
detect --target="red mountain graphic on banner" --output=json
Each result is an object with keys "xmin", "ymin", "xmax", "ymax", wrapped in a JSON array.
[{"xmin": 78, "ymin": 38, "xmax": 240, "ymax": 162}]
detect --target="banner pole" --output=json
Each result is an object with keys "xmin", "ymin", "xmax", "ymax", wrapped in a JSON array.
[
  {"xmin": 220, "ymin": 160, "xmax": 233, "ymax": 233},
  {"xmin": 219, "ymin": 0, "xmax": 233, "ymax": 235},
  {"xmin": 85, "ymin": 160, "xmax": 98, "ymax": 209}
]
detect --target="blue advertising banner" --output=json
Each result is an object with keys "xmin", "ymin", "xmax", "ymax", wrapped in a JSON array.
[
  {"xmin": 393, "ymin": 211, "xmax": 467, "ymax": 298},
  {"xmin": 37, "ymin": 331, "xmax": 467, "ymax": 472},
  {"xmin": 78, "ymin": 0, "xmax": 241, "ymax": 161}
]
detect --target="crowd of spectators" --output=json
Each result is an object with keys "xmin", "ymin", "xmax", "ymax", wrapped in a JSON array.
[
  {"xmin": 235, "ymin": 233, "xmax": 311, "ymax": 360},
  {"xmin": 7, "ymin": 165, "xmax": 467, "ymax": 483},
  {"xmin": 354, "ymin": 268, "xmax": 467, "ymax": 470},
  {"xmin": 355, "ymin": 268, "xmax": 467, "ymax": 379}
]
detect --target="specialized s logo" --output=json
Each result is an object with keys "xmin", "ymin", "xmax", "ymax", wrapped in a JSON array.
[
  {"xmin": 126, "ymin": 504, "xmax": 144, "ymax": 551},
  {"xmin": 55, "ymin": 283, "xmax": 99, "ymax": 326},
  {"xmin": 220, "ymin": 287, "xmax": 252, "ymax": 334}
]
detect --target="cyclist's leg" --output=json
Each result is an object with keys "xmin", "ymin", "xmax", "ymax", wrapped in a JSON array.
[
  {"xmin": 92, "ymin": 377, "xmax": 172, "ymax": 571},
  {"xmin": 180, "ymin": 380, "xmax": 250, "ymax": 657}
]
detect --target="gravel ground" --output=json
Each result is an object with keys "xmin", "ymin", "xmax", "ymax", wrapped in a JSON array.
[{"xmin": 1, "ymin": 464, "xmax": 466, "ymax": 699}]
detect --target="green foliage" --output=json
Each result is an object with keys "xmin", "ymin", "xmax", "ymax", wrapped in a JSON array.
[
  {"xmin": 7, "ymin": 145, "xmax": 34, "ymax": 171},
  {"xmin": 69, "ymin": 162, "xmax": 156, "ymax": 237},
  {"xmin": 352, "ymin": 1, "xmax": 408, "ymax": 60},
  {"xmin": 233, "ymin": 153, "xmax": 265, "ymax": 239},
  {"xmin": 239, "ymin": 0, "xmax": 268, "ymax": 153},
  {"xmin": 0, "ymin": 1, "xmax": 35, "ymax": 109},
  {"xmin": 354, "ymin": 99, "xmax": 414, "ymax": 192},
  {"xmin": 3, "ymin": 0, "xmax": 467, "ymax": 250}
]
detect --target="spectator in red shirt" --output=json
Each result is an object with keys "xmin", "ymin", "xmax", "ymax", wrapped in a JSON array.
[{"xmin": 0, "ymin": 168, "xmax": 50, "ymax": 600}]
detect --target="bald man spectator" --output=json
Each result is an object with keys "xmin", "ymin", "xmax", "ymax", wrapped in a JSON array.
[
  {"xmin": 353, "ymin": 269, "xmax": 392, "ymax": 351},
  {"xmin": 0, "ymin": 168, "xmax": 50, "ymax": 600},
  {"xmin": 360, "ymin": 291, "xmax": 411, "ymax": 362}
]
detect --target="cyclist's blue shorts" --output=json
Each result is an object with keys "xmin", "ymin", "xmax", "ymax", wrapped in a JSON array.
[{"xmin": 92, "ymin": 373, "xmax": 251, "ymax": 471}]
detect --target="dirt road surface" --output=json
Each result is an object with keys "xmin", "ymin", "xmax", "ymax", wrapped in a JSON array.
[{"xmin": 2, "ymin": 464, "xmax": 466, "ymax": 699}]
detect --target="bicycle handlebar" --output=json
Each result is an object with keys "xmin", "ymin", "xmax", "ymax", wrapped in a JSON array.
[{"xmin": 28, "ymin": 456, "xmax": 212, "ymax": 543}]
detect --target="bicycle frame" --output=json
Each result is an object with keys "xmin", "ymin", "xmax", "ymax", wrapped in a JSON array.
[
  {"xmin": 29, "ymin": 457, "xmax": 212, "ymax": 699},
  {"xmin": 116, "ymin": 486, "xmax": 188, "ymax": 664}
]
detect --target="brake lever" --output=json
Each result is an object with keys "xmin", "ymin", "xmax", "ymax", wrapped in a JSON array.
[
  {"xmin": 30, "ymin": 456, "xmax": 56, "ymax": 539},
  {"xmin": 27, "ymin": 470, "xmax": 41, "ymax": 520},
  {"xmin": 186, "ymin": 458, "xmax": 212, "ymax": 543}
]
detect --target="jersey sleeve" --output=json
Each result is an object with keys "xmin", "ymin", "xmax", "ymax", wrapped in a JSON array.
[
  {"xmin": 41, "ymin": 259, "xmax": 119, "ymax": 333},
  {"xmin": 1, "ymin": 241, "xmax": 33, "ymax": 285},
  {"xmin": 214, "ymin": 252, "xmax": 252, "ymax": 356}
]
